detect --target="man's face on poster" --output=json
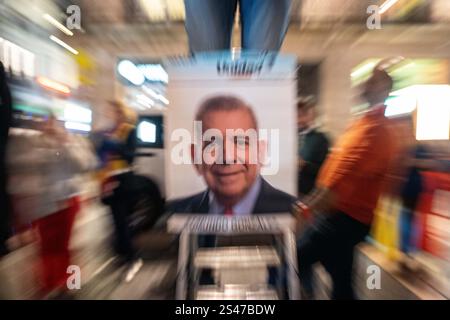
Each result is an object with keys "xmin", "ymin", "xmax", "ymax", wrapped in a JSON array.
[{"xmin": 193, "ymin": 108, "xmax": 261, "ymax": 203}]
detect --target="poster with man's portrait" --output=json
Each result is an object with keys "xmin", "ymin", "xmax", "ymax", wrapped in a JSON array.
[{"xmin": 164, "ymin": 52, "xmax": 298, "ymax": 202}]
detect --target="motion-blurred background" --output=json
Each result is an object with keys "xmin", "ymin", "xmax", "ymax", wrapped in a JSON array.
[{"xmin": 0, "ymin": 0, "xmax": 449, "ymax": 300}]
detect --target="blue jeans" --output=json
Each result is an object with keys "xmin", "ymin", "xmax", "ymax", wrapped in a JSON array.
[{"xmin": 184, "ymin": 0, "xmax": 292, "ymax": 52}]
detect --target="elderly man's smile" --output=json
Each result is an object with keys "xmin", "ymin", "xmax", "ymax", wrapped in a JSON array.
[{"xmin": 213, "ymin": 169, "xmax": 245, "ymax": 184}]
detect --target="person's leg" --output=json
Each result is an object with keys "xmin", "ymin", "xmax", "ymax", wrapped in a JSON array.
[
  {"xmin": 184, "ymin": 0, "xmax": 238, "ymax": 52},
  {"xmin": 54, "ymin": 197, "xmax": 79, "ymax": 288},
  {"xmin": 240, "ymin": 0, "xmax": 292, "ymax": 51},
  {"xmin": 35, "ymin": 202, "xmax": 79, "ymax": 296},
  {"xmin": 36, "ymin": 214, "xmax": 59, "ymax": 293},
  {"xmin": 109, "ymin": 175, "xmax": 145, "ymax": 283},
  {"xmin": 110, "ymin": 199, "xmax": 134, "ymax": 262},
  {"xmin": 297, "ymin": 230, "xmax": 318, "ymax": 298},
  {"xmin": 321, "ymin": 213, "xmax": 370, "ymax": 300},
  {"xmin": 322, "ymin": 242, "xmax": 355, "ymax": 300},
  {"xmin": 296, "ymin": 217, "xmax": 337, "ymax": 299}
]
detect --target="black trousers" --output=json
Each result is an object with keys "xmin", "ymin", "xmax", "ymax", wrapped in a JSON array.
[
  {"xmin": 103, "ymin": 173, "xmax": 136, "ymax": 263},
  {"xmin": 297, "ymin": 211, "xmax": 370, "ymax": 300}
]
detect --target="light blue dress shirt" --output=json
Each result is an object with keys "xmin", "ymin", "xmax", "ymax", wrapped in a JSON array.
[{"xmin": 208, "ymin": 176, "xmax": 262, "ymax": 216}]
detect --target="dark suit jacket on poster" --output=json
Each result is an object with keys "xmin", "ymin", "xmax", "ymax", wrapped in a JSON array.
[
  {"xmin": 165, "ymin": 178, "xmax": 296, "ymax": 247},
  {"xmin": 168, "ymin": 178, "xmax": 295, "ymax": 215}
]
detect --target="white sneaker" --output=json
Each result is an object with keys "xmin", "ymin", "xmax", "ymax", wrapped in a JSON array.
[{"xmin": 124, "ymin": 258, "xmax": 143, "ymax": 283}]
